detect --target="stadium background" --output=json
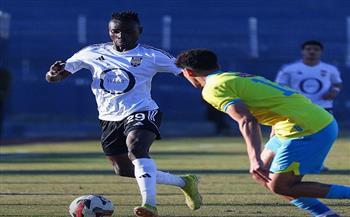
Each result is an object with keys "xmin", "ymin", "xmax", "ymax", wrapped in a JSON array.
[{"xmin": 1, "ymin": 0, "xmax": 350, "ymax": 142}]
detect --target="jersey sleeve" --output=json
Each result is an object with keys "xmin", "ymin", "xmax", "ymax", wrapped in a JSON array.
[
  {"xmin": 202, "ymin": 81, "xmax": 240, "ymax": 112},
  {"xmin": 154, "ymin": 51, "xmax": 182, "ymax": 75},
  {"xmin": 64, "ymin": 49, "xmax": 91, "ymax": 74},
  {"xmin": 330, "ymin": 66, "xmax": 342, "ymax": 84},
  {"xmin": 275, "ymin": 67, "xmax": 291, "ymax": 86}
]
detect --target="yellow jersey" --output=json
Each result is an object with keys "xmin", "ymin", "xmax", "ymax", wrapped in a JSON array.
[{"xmin": 202, "ymin": 72, "xmax": 333, "ymax": 138}]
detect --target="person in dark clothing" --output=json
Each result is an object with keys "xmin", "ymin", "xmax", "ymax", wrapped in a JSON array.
[{"xmin": 0, "ymin": 68, "xmax": 11, "ymax": 142}]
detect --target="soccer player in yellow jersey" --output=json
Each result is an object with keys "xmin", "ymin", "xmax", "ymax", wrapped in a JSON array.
[{"xmin": 175, "ymin": 49, "xmax": 349, "ymax": 217}]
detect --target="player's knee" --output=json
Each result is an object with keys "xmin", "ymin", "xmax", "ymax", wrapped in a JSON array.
[
  {"xmin": 127, "ymin": 140, "xmax": 149, "ymax": 159},
  {"xmin": 128, "ymin": 147, "xmax": 149, "ymax": 160},
  {"xmin": 268, "ymin": 181, "xmax": 291, "ymax": 196},
  {"xmin": 126, "ymin": 132, "xmax": 151, "ymax": 159}
]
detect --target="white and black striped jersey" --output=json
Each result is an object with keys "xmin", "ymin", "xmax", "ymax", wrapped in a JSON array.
[{"xmin": 64, "ymin": 43, "xmax": 181, "ymax": 121}]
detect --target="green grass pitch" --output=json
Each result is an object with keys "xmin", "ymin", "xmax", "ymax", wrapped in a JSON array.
[{"xmin": 1, "ymin": 137, "xmax": 349, "ymax": 216}]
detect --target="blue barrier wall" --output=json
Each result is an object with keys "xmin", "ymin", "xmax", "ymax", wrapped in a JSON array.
[{"xmin": 1, "ymin": 0, "xmax": 349, "ymax": 140}]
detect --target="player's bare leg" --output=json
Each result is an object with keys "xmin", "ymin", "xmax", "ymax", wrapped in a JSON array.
[
  {"xmin": 264, "ymin": 171, "xmax": 349, "ymax": 216},
  {"xmin": 258, "ymin": 147, "xmax": 347, "ymax": 216},
  {"xmin": 259, "ymin": 148, "xmax": 296, "ymax": 201},
  {"xmin": 267, "ymin": 172, "xmax": 349, "ymax": 198},
  {"xmin": 107, "ymin": 154, "xmax": 135, "ymax": 177},
  {"xmin": 268, "ymin": 173, "xmax": 344, "ymax": 216}
]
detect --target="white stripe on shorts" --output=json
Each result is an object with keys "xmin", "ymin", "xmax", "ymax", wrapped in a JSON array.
[{"xmin": 147, "ymin": 110, "xmax": 159, "ymax": 132}]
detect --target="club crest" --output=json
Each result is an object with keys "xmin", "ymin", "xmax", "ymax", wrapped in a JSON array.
[{"xmin": 130, "ymin": 56, "xmax": 143, "ymax": 67}]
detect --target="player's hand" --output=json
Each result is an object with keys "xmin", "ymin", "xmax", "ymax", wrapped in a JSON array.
[
  {"xmin": 46, "ymin": 61, "xmax": 66, "ymax": 82},
  {"xmin": 249, "ymin": 159, "xmax": 271, "ymax": 184},
  {"xmin": 49, "ymin": 61, "xmax": 65, "ymax": 74}
]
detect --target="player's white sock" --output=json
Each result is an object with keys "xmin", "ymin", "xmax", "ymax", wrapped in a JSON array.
[
  {"xmin": 156, "ymin": 171, "xmax": 186, "ymax": 188},
  {"xmin": 132, "ymin": 158, "xmax": 157, "ymax": 207}
]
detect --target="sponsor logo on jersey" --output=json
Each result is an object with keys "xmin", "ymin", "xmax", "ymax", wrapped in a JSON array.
[
  {"xmin": 99, "ymin": 68, "xmax": 136, "ymax": 95},
  {"xmin": 130, "ymin": 56, "xmax": 143, "ymax": 67},
  {"xmin": 299, "ymin": 78, "xmax": 322, "ymax": 94}
]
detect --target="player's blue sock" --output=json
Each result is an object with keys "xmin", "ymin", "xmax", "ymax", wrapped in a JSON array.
[
  {"xmin": 326, "ymin": 184, "xmax": 350, "ymax": 199},
  {"xmin": 290, "ymin": 197, "xmax": 331, "ymax": 216}
]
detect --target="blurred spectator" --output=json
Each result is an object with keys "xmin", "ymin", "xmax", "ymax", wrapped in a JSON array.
[
  {"xmin": 275, "ymin": 40, "xmax": 342, "ymax": 114},
  {"xmin": 0, "ymin": 68, "xmax": 11, "ymax": 142}
]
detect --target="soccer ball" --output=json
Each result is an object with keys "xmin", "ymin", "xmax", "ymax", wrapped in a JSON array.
[{"xmin": 69, "ymin": 195, "xmax": 114, "ymax": 217}]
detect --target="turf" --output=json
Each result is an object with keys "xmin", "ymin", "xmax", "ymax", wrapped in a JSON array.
[{"xmin": 1, "ymin": 137, "xmax": 349, "ymax": 217}]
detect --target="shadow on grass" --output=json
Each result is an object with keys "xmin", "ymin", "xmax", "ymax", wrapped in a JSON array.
[
  {"xmin": 1, "ymin": 169, "xmax": 349, "ymax": 175},
  {"xmin": 0, "ymin": 151, "xmax": 246, "ymax": 163},
  {"xmin": 1, "ymin": 202, "xmax": 349, "ymax": 207},
  {"xmin": 0, "ymin": 192, "xmax": 271, "ymax": 196}
]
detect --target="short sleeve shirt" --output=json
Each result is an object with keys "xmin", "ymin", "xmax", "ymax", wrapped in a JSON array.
[
  {"xmin": 64, "ymin": 43, "xmax": 181, "ymax": 121},
  {"xmin": 202, "ymin": 72, "xmax": 333, "ymax": 139}
]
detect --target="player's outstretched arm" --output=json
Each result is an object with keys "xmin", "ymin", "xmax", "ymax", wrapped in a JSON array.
[
  {"xmin": 45, "ymin": 61, "xmax": 72, "ymax": 83},
  {"xmin": 225, "ymin": 102, "xmax": 271, "ymax": 184}
]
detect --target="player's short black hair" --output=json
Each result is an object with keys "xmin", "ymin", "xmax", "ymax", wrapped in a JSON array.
[
  {"xmin": 111, "ymin": 11, "xmax": 140, "ymax": 24},
  {"xmin": 175, "ymin": 49, "xmax": 219, "ymax": 71},
  {"xmin": 301, "ymin": 40, "xmax": 323, "ymax": 50}
]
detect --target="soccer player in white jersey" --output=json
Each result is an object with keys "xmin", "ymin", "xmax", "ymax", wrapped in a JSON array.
[
  {"xmin": 275, "ymin": 40, "xmax": 343, "ymax": 114},
  {"xmin": 45, "ymin": 11, "xmax": 201, "ymax": 217}
]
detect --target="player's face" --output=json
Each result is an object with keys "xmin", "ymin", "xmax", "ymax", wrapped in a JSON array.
[
  {"xmin": 302, "ymin": 45, "xmax": 322, "ymax": 61},
  {"xmin": 182, "ymin": 69, "xmax": 203, "ymax": 88},
  {"xmin": 109, "ymin": 19, "xmax": 142, "ymax": 51}
]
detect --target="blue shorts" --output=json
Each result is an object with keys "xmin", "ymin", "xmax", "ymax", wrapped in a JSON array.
[{"xmin": 266, "ymin": 120, "xmax": 338, "ymax": 175}]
